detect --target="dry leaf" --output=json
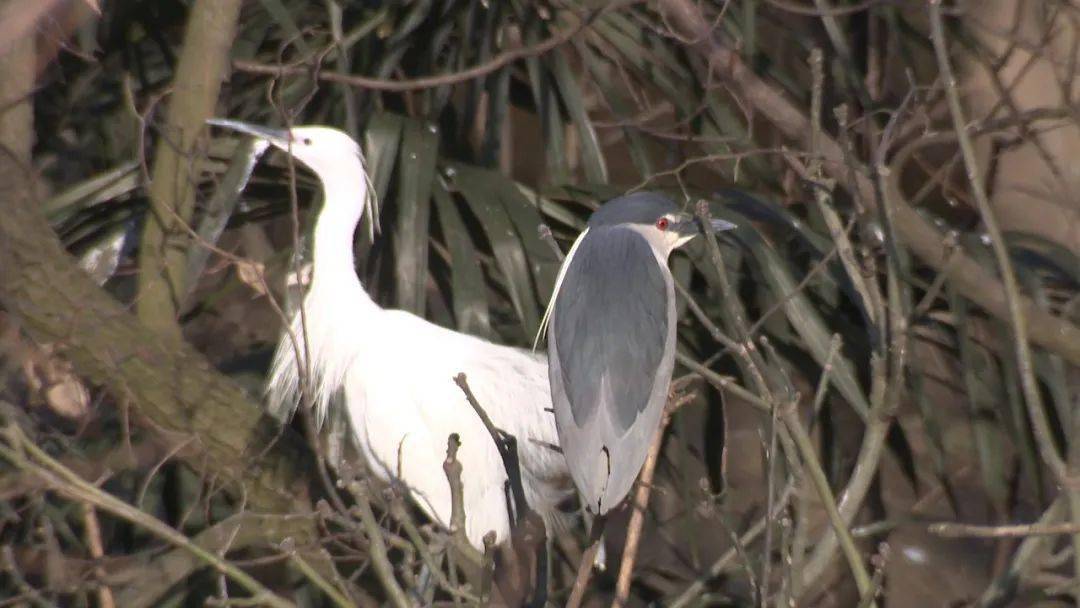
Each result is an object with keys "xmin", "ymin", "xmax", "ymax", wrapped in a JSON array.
[{"xmin": 235, "ymin": 260, "xmax": 268, "ymax": 297}]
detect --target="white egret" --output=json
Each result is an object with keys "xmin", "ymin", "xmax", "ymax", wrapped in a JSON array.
[{"xmin": 207, "ymin": 119, "xmax": 571, "ymax": 550}]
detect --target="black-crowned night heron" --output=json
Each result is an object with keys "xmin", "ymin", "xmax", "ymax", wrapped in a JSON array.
[
  {"xmin": 542, "ymin": 192, "xmax": 735, "ymax": 515},
  {"xmin": 206, "ymin": 119, "xmax": 572, "ymax": 550}
]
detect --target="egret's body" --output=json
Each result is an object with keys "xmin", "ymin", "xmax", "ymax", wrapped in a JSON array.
[
  {"xmin": 209, "ymin": 120, "xmax": 570, "ymax": 549},
  {"xmin": 542, "ymin": 192, "xmax": 734, "ymax": 515}
]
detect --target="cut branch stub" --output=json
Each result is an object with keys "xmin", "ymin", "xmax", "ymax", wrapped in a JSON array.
[{"xmin": 444, "ymin": 432, "xmax": 465, "ymax": 538}]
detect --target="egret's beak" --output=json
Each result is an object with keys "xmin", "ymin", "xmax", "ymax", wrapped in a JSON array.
[{"xmin": 207, "ymin": 118, "xmax": 290, "ymax": 148}]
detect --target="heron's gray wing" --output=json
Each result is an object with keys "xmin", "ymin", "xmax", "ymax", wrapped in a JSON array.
[{"xmin": 551, "ymin": 226, "xmax": 668, "ymax": 432}]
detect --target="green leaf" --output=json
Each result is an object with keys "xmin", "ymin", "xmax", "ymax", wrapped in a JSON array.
[
  {"xmin": 511, "ymin": 182, "xmax": 587, "ymax": 232},
  {"xmin": 183, "ymin": 136, "xmax": 267, "ymax": 305},
  {"xmin": 449, "ymin": 163, "xmax": 540, "ymax": 339},
  {"xmin": 1006, "ymin": 231, "xmax": 1080, "ymax": 284},
  {"xmin": 387, "ymin": 0, "xmax": 434, "ymax": 45},
  {"xmin": 549, "ymin": 48, "xmax": 608, "ymax": 184},
  {"xmin": 524, "ymin": 20, "xmax": 569, "ymax": 183},
  {"xmin": 480, "ymin": 65, "xmax": 511, "ymax": 167},
  {"xmin": 423, "ymin": 16, "xmax": 459, "ymax": 117},
  {"xmin": 393, "ymin": 119, "xmax": 440, "ymax": 314},
  {"xmin": 44, "ymin": 161, "xmax": 141, "ymax": 222},
  {"xmin": 363, "ymin": 112, "xmax": 405, "ymax": 235},
  {"xmin": 731, "ymin": 218, "xmax": 872, "ymax": 418},
  {"xmin": 599, "ymin": 12, "xmax": 692, "ymax": 83},
  {"xmin": 75, "ymin": 218, "xmax": 137, "ymax": 286},
  {"xmin": 582, "ymin": 46, "xmax": 654, "ymax": 178},
  {"xmin": 950, "ymin": 286, "xmax": 1009, "ymax": 512},
  {"xmin": 1019, "ymin": 270, "xmax": 1074, "ymax": 441},
  {"xmin": 340, "ymin": 7, "xmax": 390, "ymax": 48},
  {"xmin": 432, "ymin": 178, "xmax": 491, "ymax": 339},
  {"xmin": 490, "ymin": 177, "xmax": 560, "ymax": 302},
  {"xmin": 589, "ymin": 23, "xmax": 694, "ymax": 127},
  {"xmin": 996, "ymin": 318, "xmax": 1046, "ymax": 503},
  {"xmin": 257, "ymin": 0, "xmax": 311, "ymax": 55}
]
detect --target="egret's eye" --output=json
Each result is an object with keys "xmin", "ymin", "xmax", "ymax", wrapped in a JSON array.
[
  {"xmin": 302, "ymin": 137, "xmax": 312, "ymax": 145},
  {"xmin": 655, "ymin": 217, "xmax": 669, "ymax": 231}
]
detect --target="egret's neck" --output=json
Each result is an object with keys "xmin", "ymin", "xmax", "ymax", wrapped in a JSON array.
[{"xmin": 309, "ymin": 166, "xmax": 374, "ymax": 309}]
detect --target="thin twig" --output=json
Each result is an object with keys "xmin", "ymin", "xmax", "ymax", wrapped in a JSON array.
[
  {"xmin": 480, "ymin": 531, "xmax": 497, "ymax": 605},
  {"xmin": 978, "ymin": 498, "xmax": 1066, "ymax": 605},
  {"xmin": 1, "ymin": 545, "xmax": 54, "ymax": 608},
  {"xmin": 80, "ymin": 502, "xmax": 115, "ymax": 608},
  {"xmin": 454, "ymin": 373, "xmax": 532, "ymax": 523},
  {"xmin": 287, "ymin": 549, "xmax": 355, "ymax": 608},
  {"xmin": 538, "ymin": 224, "xmax": 566, "ymax": 262},
  {"xmin": 854, "ymin": 544, "xmax": 889, "ymax": 608},
  {"xmin": 387, "ymin": 492, "xmax": 479, "ymax": 603},
  {"xmin": 657, "ymin": 0, "xmax": 1080, "ymax": 366},
  {"xmin": 782, "ymin": 409, "xmax": 875, "ymax": 602},
  {"xmin": 694, "ymin": 201, "xmax": 876, "ymax": 605},
  {"xmin": 929, "ymin": 1, "xmax": 1080, "ymax": 597},
  {"xmin": 346, "ymin": 480, "xmax": 412, "ymax": 608},
  {"xmin": 668, "ymin": 483, "xmax": 794, "ymax": 608},
  {"xmin": 233, "ymin": 8, "xmax": 604, "ymax": 92},
  {"xmin": 451, "ymin": 373, "xmax": 553, "ymax": 601},
  {"xmin": 931, "ymin": 521, "xmax": 1080, "ymax": 539},
  {"xmin": 0, "ymin": 423, "xmax": 295, "ymax": 608},
  {"xmin": 810, "ymin": 336, "xmax": 843, "ymax": 419},
  {"xmin": 799, "ymin": 356, "xmax": 895, "ymax": 596},
  {"xmin": 566, "ymin": 517, "xmax": 606, "ymax": 608},
  {"xmin": 611, "ymin": 392, "xmax": 695, "ymax": 607},
  {"xmin": 442, "ymin": 433, "xmax": 470, "ymax": 549}
]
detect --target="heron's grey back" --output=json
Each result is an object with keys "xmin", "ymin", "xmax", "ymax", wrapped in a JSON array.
[{"xmin": 552, "ymin": 226, "xmax": 668, "ymax": 432}]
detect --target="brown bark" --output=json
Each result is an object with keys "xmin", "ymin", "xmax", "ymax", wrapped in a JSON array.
[
  {"xmin": 0, "ymin": 155, "xmax": 315, "ymax": 514},
  {"xmin": 135, "ymin": 0, "xmax": 244, "ymax": 339},
  {"xmin": 0, "ymin": 11, "xmax": 35, "ymax": 164},
  {"xmin": 0, "ymin": 152, "xmax": 331, "ymax": 603}
]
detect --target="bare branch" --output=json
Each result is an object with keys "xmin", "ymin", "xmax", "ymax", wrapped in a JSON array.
[
  {"xmin": 657, "ymin": 0, "xmax": 1080, "ymax": 366},
  {"xmin": 0, "ymin": 422, "xmax": 295, "ymax": 608}
]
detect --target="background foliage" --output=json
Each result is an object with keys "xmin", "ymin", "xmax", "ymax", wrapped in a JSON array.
[{"xmin": 1, "ymin": 0, "xmax": 1078, "ymax": 606}]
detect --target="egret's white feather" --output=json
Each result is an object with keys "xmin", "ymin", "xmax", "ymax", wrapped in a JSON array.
[{"xmin": 234, "ymin": 123, "xmax": 572, "ymax": 549}]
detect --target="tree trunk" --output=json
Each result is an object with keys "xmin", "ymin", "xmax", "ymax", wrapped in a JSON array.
[{"xmin": 135, "ymin": 0, "xmax": 244, "ymax": 339}]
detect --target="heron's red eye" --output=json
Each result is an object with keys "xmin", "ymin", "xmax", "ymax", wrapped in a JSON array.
[{"xmin": 656, "ymin": 217, "xmax": 669, "ymax": 231}]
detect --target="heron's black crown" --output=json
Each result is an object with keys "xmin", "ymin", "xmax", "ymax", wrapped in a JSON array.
[{"xmin": 588, "ymin": 191, "xmax": 679, "ymax": 227}]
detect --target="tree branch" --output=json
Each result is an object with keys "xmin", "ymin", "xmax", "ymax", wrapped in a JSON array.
[
  {"xmin": 656, "ymin": 0, "xmax": 1080, "ymax": 366},
  {"xmin": 135, "ymin": 0, "xmax": 244, "ymax": 339},
  {"xmin": 612, "ymin": 392, "xmax": 695, "ymax": 607},
  {"xmin": 0, "ymin": 422, "xmax": 296, "ymax": 608},
  {"xmin": 231, "ymin": 9, "xmax": 601, "ymax": 93},
  {"xmin": 346, "ymin": 480, "xmax": 412, "ymax": 608},
  {"xmin": 0, "ymin": 145, "xmax": 328, "ymax": 602},
  {"xmin": 927, "ymin": 2, "xmax": 1080, "ymax": 597}
]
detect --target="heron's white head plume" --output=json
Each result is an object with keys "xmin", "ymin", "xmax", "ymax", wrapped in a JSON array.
[{"xmin": 533, "ymin": 227, "xmax": 588, "ymax": 351}]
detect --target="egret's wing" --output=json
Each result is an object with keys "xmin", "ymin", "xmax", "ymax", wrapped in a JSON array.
[{"xmin": 551, "ymin": 226, "xmax": 668, "ymax": 432}]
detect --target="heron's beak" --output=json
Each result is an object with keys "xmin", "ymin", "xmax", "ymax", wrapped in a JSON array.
[
  {"xmin": 671, "ymin": 215, "xmax": 737, "ymax": 237},
  {"xmin": 207, "ymin": 118, "xmax": 291, "ymax": 148},
  {"xmin": 705, "ymin": 218, "xmax": 737, "ymax": 233}
]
